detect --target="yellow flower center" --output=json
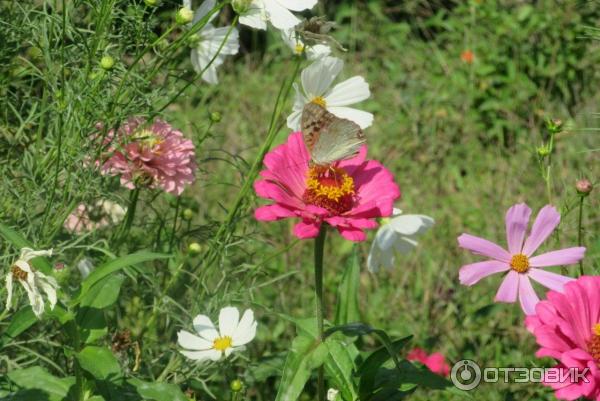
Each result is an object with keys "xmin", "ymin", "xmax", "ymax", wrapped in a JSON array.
[
  {"xmin": 132, "ymin": 129, "xmax": 163, "ymax": 149},
  {"xmin": 11, "ymin": 265, "xmax": 28, "ymax": 281},
  {"xmin": 213, "ymin": 336, "xmax": 233, "ymax": 352},
  {"xmin": 510, "ymin": 253, "xmax": 530, "ymax": 273},
  {"xmin": 589, "ymin": 324, "xmax": 600, "ymax": 361},
  {"xmin": 294, "ymin": 43, "xmax": 305, "ymax": 54},
  {"xmin": 303, "ymin": 166, "xmax": 355, "ymax": 214},
  {"xmin": 311, "ymin": 96, "xmax": 327, "ymax": 108}
]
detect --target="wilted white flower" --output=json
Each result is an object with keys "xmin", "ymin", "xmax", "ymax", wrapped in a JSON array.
[
  {"xmin": 189, "ymin": 0, "xmax": 239, "ymax": 85},
  {"xmin": 178, "ymin": 306, "xmax": 257, "ymax": 361},
  {"xmin": 281, "ymin": 28, "xmax": 330, "ymax": 59},
  {"xmin": 327, "ymin": 388, "xmax": 340, "ymax": 401},
  {"xmin": 237, "ymin": 0, "xmax": 317, "ymax": 31},
  {"xmin": 5, "ymin": 248, "xmax": 59, "ymax": 318},
  {"xmin": 367, "ymin": 209, "xmax": 434, "ymax": 273},
  {"xmin": 287, "ymin": 56, "xmax": 373, "ymax": 130},
  {"xmin": 77, "ymin": 258, "xmax": 95, "ymax": 279}
]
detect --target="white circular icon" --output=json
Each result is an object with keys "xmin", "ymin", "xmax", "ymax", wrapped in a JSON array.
[{"xmin": 451, "ymin": 359, "xmax": 482, "ymax": 391}]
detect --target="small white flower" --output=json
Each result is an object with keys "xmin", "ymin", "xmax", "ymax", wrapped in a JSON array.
[
  {"xmin": 178, "ymin": 306, "xmax": 257, "ymax": 361},
  {"xmin": 287, "ymin": 56, "xmax": 373, "ymax": 130},
  {"xmin": 77, "ymin": 258, "xmax": 95, "ymax": 279},
  {"xmin": 280, "ymin": 28, "xmax": 330, "ymax": 60},
  {"xmin": 5, "ymin": 248, "xmax": 59, "ymax": 318},
  {"xmin": 367, "ymin": 209, "xmax": 434, "ymax": 273},
  {"xmin": 189, "ymin": 0, "xmax": 240, "ymax": 85},
  {"xmin": 98, "ymin": 200, "xmax": 126, "ymax": 224},
  {"xmin": 237, "ymin": 0, "xmax": 317, "ymax": 31},
  {"xmin": 327, "ymin": 388, "xmax": 340, "ymax": 401}
]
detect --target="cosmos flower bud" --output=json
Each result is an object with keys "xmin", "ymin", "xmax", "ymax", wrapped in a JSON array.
[
  {"xmin": 210, "ymin": 111, "xmax": 222, "ymax": 123},
  {"xmin": 188, "ymin": 242, "xmax": 202, "ymax": 255},
  {"xmin": 536, "ymin": 145, "xmax": 550, "ymax": 158},
  {"xmin": 546, "ymin": 118, "xmax": 563, "ymax": 134},
  {"xmin": 230, "ymin": 379, "xmax": 243, "ymax": 392},
  {"xmin": 144, "ymin": 0, "xmax": 158, "ymax": 6},
  {"xmin": 182, "ymin": 208, "xmax": 194, "ymax": 220},
  {"xmin": 576, "ymin": 179, "xmax": 592, "ymax": 196},
  {"xmin": 232, "ymin": 0, "xmax": 252, "ymax": 14},
  {"xmin": 100, "ymin": 55, "xmax": 115, "ymax": 70},
  {"xmin": 186, "ymin": 33, "xmax": 201, "ymax": 47},
  {"xmin": 176, "ymin": 7, "xmax": 194, "ymax": 25}
]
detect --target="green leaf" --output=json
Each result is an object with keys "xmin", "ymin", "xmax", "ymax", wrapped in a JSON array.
[
  {"xmin": 128, "ymin": 378, "xmax": 189, "ymax": 401},
  {"xmin": 275, "ymin": 334, "xmax": 328, "ymax": 401},
  {"xmin": 76, "ymin": 346, "xmax": 122, "ymax": 381},
  {"xmin": 323, "ymin": 335, "xmax": 359, "ymax": 401},
  {"xmin": 76, "ymin": 307, "xmax": 108, "ymax": 344},
  {"xmin": 0, "ymin": 222, "xmax": 53, "ymax": 274},
  {"xmin": 334, "ymin": 246, "xmax": 361, "ymax": 325},
  {"xmin": 7, "ymin": 367, "xmax": 75, "ymax": 401},
  {"xmin": 75, "ymin": 251, "xmax": 170, "ymax": 304},
  {"xmin": 80, "ymin": 274, "xmax": 125, "ymax": 309},
  {"xmin": 1, "ymin": 306, "xmax": 36, "ymax": 342}
]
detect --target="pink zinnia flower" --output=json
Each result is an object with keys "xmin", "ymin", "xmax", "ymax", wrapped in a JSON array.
[
  {"xmin": 525, "ymin": 276, "xmax": 600, "ymax": 400},
  {"xmin": 458, "ymin": 203, "xmax": 586, "ymax": 315},
  {"xmin": 98, "ymin": 118, "xmax": 196, "ymax": 195},
  {"xmin": 407, "ymin": 348, "xmax": 450, "ymax": 377},
  {"xmin": 254, "ymin": 132, "xmax": 400, "ymax": 241}
]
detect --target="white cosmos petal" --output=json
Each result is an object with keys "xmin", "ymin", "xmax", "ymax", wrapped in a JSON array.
[
  {"xmin": 367, "ymin": 243, "xmax": 382, "ymax": 273},
  {"xmin": 203, "ymin": 62, "xmax": 219, "ymax": 84},
  {"xmin": 286, "ymin": 109, "xmax": 303, "ymax": 131},
  {"xmin": 13, "ymin": 260, "xmax": 33, "ymax": 274},
  {"xmin": 324, "ymin": 76, "xmax": 370, "ymax": 107},
  {"xmin": 180, "ymin": 349, "xmax": 222, "ymax": 361},
  {"xmin": 183, "ymin": 0, "xmax": 192, "ymax": 9},
  {"xmin": 206, "ymin": 27, "xmax": 239, "ymax": 55},
  {"xmin": 387, "ymin": 215, "xmax": 434, "ymax": 236},
  {"xmin": 21, "ymin": 280, "xmax": 43, "ymax": 317},
  {"xmin": 193, "ymin": 314, "xmax": 219, "ymax": 341},
  {"xmin": 5, "ymin": 273, "xmax": 13, "ymax": 310},
  {"xmin": 239, "ymin": 2, "xmax": 268, "ymax": 30},
  {"xmin": 194, "ymin": 0, "xmax": 218, "ymax": 24},
  {"xmin": 393, "ymin": 236, "xmax": 419, "ymax": 253},
  {"xmin": 178, "ymin": 330, "xmax": 214, "ymax": 350},
  {"xmin": 36, "ymin": 273, "xmax": 58, "ymax": 310},
  {"xmin": 232, "ymin": 309, "xmax": 257, "ymax": 346},
  {"xmin": 275, "ymin": 0, "xmax": 317, "ymax": 11},
  {"xmin": 326, "ymin": 106, "xmax": 373, "ymax": 129},
  {"xmin": 218, "ymin": 306, "xmax": 240, "ymax": 337},
  {"xmin": 20, "ymin": 248, "xmax": 52, "ymax": 262},
  {"xmin": 374, "ymin": 225, "xmax": 396, "ymax": 252},
  {"xmin": 301, "ymin": 57, "xmax": 343, "ymax": 99},
  {"xmin": 263, "ymin": 0, "xmax": 301, "ymax": 30},
  {"xmin": 306, "ymin": 44, "xmax": 331, "ymax": 60}
]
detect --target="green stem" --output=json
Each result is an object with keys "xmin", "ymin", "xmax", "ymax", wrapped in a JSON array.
[
  {"xmin": 118, "ymin": 188, "xmax": 140, "ymax": 242},
  {"xmin": 168, "ymin": 197, "xmax": 181, "ymax": 253},
  {"xmin": 578, "ymin": 195, "xmax": 585, "ymax": 276},
  {"xmin": 314, "ymin": 226, "xmax": 326, "ymax": 401}
]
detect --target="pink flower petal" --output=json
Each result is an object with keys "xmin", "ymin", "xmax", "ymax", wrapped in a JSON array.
[
  {"xmin": 254, "ymin": 205, "xmax": 296, "ymax": 221},
  {"xmin": 505, "ymin": 203, "xmax": 532, "ymax": 254},
  {"xmin": 459, "ymin": 260, "xmax": 510, "ymax": 286},
  {"xmin": 522, "ymin": 205, "xmax": 561, "ymax": 256},
  {"xmin": 337, "ymin": 226, "xmax": 366, "ymax": 242},
  {"xmin": 457, "ymin": 233, "xmax": 511, "ymax": 262},
  {"xmin": 529, "ymin": 247, "xmax": 586, "ymax": 267},
  {"xmin": 518, "ymin": 275, "xmax": 539, "ymax": 315},
  {"xmin": 494, "ymin": 270, "xmax": 519, "ymax": 303},
  {"xmin": 292, "ymin": 220, "xmax": 321, "ymax": 239},
  {"xmin": 528, "ymin": 268, "xmax": 574, "ymax": 292}
]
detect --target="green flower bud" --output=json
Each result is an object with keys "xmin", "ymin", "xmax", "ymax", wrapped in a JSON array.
[
  {"xmin": 176, "ymin": 7, "xmax": 194, "ymax": 25},
  {"xmin": 100, "ymin": 55, "xmax": 115, "ymax": 70},
  {"xmin": 144, "ymin": 0, "xmax": 159, "ymax": 6},
  {"xmin": 546, "ymin": 118, "xmax": 563, "ymax": 134},
  {"xmin": 186, "ymin": 33, "xmax": 202, "ymax": 48},
  {"xmin": 26, "ymin": 46, "xmax": 43, "ymax": 60},
  {"xmin": 188, "ymin": 242, "xmax": 202, "ymax": 255},
  {"xmin": 230, "ymin": 379, "xmax": 243, "ymax": 392},
  {"xmin": 210, "ymin": 111, "xmax": 222, "ymax": 123},
  {"xmin": 232, "ymin": 0, "xmax": 252, "ymax": 14},
  {"xmin": 537, "ymin": 145, "xmax": 550, "ymax": 158},
  {"xmin": 182, "ymin": 208, "xmax": 194, "ymax": 220}
]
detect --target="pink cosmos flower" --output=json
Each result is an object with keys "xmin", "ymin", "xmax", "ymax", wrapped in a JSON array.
[
  {"xmin": 525, "ymin": 276, "xmax": 600, "ymax": 400},
  {"xmin": 98, "ymin": 118, "xmax": 196, "ymax": 195},
  {"xmin": 254, "ymin": 132, "xmax": 400, "ymax": 241},
  {"xmin": 407, "ymin": 348, "xmax": 450, "ymax": 377},
  {"xmin": 458, "ymin": 203, "xmax": 586, "ymax": 315}
]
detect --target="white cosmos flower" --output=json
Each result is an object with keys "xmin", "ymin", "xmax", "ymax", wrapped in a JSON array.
[
  {"xmin": 237, "ymin": 0, "xmax": 317, "ymax": 31},
  {"xmin": 327, "ymin": 388, "xmax": 340, "ymax": 401},
  {"xmin": 189, "ymin": 0, "xmax": 239, "ymax": 85},
  {"xmin": 367, "ymin": 209, "xmax": 434, "ymax": 273},
  {"xmin": 178, "ymin": 306, "xmax": 257, "ymax": 361},
  {"xmin": 281, "ymin": 28, "xmax": 331, "ymax": 60},
  {"xmin": 287, "ymin": 56, "xmax": 373, "ymax": 130},
  {"xmin": 5, "ymin": 248, "xmax": 59, "ymax": 318}
]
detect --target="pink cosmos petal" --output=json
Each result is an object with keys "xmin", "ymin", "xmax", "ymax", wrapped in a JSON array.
[
  {"xmin": 494, "ymin": 270, "xmax": 519, "ymax": 303},
  {"xmin": 505, "ymin": 203, "xmax": 531, "ymax": 254},
  {"xmin": 457, "ymin": 234, "xmax": 511, "ymax": 262},
  {"xmin": 459, "ymin": 260, "xmax": 510, "ymax": 286},
  {"xmin": 293, "ymin": 220, "xmax": 321, "ymax": 239},
  {"xmin": 529, "ymin": 247, "xmax": 586, "ymax": 267},
  {"xmin": 528, "ymin": 268, "xmax": 574, "ymax": 292},
  {"xmin": 522, "ymin": 205, "xmax": 561, "ymax": 256},
  {"xmin": 518, "ymin": 275, "xmax": 539, "ymax": 315}
]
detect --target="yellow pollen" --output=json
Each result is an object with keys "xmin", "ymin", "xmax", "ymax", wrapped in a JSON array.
[
  {"xmin": 11, "ymin": 265, "xmax": 28, "ymax": 281},
  {"xmin": 213, "ymin": 336, "xmax": 232, "ymax": 352},
  {"xmin": 294, "ymin": 43, "xmax": 305, "ymax": 54},
  {"xmin": 132, "ymin": 129, "xmax": 163, "ymax": 149},
  {"xmin": 311, "ymin": 96, "xmax": 327, "ymax": 108},
  {"xmin": 306, "ymin": 168, "xmax": 354, "ymax": 202},
  {"xmin": 510, "ymin": 253, "xmax": 530, "ymax": 273},
  {"xmin": 594, "ymin": 324, "xmax": 600, "ymax": 337}
]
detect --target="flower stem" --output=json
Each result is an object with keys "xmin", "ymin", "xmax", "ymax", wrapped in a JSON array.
[
  {"xmin": 578, "ymin": 195, "xmax": 585, "ymax": 276},
  {"xmin": 314, "ymin": 225, "xmax": 327, "ymax": 401},
  {"xmin": 117, "ymin": 188, "xmax": 140, "ymax": 242}
]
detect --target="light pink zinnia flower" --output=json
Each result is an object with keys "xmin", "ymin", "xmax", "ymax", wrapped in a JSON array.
[
  {"xmin": 458, "ymin": 203, "xmax": 586, "ymax": 315},
  {"xmin": 254, "ymin": 132, "xmax": 400, "ymax": 241},
  {"xmin": 64, "ymin": 200, "xmax": 126, "ymax": 233},
  {"xmin": 98, "ymin": 118, "xmax": 196, "ymax": 195},
  {"xmin": 525, "ymin": 276, "xmax": 600, "ymax": 400},
  {"xmin": 407, "ymin": 348, "xmax": 450, "ymax": 377}
]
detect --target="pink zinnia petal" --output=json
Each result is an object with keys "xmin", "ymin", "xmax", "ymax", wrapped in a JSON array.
[
  {"xmin": 459, "ymin": 260, "xmax": 509, "ymax": 286},
  {"xmin": 528, "ymin": 268, "xmax": 574, "ymax": 292},
  {"xmin": 293, "ymin": 220, "xmax": 321, "ymax": 239},
  {"xmin": 457, "ymin": 233, "xmax": 511, "ymax": 262},
  {"xmin": 529, "ymin": 247, "xmax": 587, "ymax": 267},
  {"xmin": 494, "ymin": 271, "xmax": 519, "ymax": 303},
  {"xmin": 504, "ymin": 202, "xmax": 531, "ymax": 254},
  {"xmin": 522, "ymin": 205, "xmax": 561, "ymax": 256}
]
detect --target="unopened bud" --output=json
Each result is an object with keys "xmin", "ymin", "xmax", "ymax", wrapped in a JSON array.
[
  {"xmin": 232, "ymin": 0, "xmax": 252, "ymax": 14},
  {"xmin": 176, "ymin": 7, "xmax": 194, "ymax": 25},
  {"xmin": 230, "ymin": 379, "xmax": 243, "ymax": 392},
  {"xmin": 210, "ymin": 111, "xmax": 222, "ymax": 123},
  {"xmin": 537, "ymin": 145, "xmax": 550, "ymax": 158},
  {"xmin": 100, "ymin": 55, "xmax": 115, "ymax": 70},
  {"xmin": 546, "ymin": 118, "xmax": 563, "ymax": 134},
  {"xmin": 186, "ymin": 33, "xmax": 202, "ymax": 47},
  {"xmin": 144, "ymin": 0, "xmax": 159, "ymax": 6},
  {"xmin": 576, "ymin": 179, "xmax": 593, "ymax": 196},
  {"xmin": 188, "ymin": 242, "xmax": 202, "ymax": 255},
  {"xmin": 182, "ymin": 208, "xmax": 194, "ymax": 220}
]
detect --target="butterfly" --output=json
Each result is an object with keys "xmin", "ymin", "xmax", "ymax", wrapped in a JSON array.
[{"xmin": 301, "ymin": 102, "xmax": 366, "ymax": 167}]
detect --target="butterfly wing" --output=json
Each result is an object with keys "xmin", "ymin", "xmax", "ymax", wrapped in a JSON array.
[{"xmin": 301, "ymin": 103, "xmax": 365, "ymax": 166}]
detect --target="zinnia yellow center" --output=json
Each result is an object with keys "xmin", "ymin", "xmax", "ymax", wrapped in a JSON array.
[
  {"xmin": 11, "ymin": 265, "xmax": 28, "ymax": 281},
  {"xmin": 213, "ymin": 336, "xmax": 233, "ymax": 352},
  {"xmin": 132, "ymin": 129, "xmax": 163, "ymax": 149},
  {"xmin": 588, "ymin": 324, "xmax": 600, "ymax": 361},
  {"xmin": 303, "ymin": 166, "xmax": 355, "ymax": 214},
  {"xmin": 311, "ymin": 96, "xmax": 327, "ymax": 108},
  {"xmin": 510, "ymin": 253, "xmax": 530, "ymax": 273}
]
